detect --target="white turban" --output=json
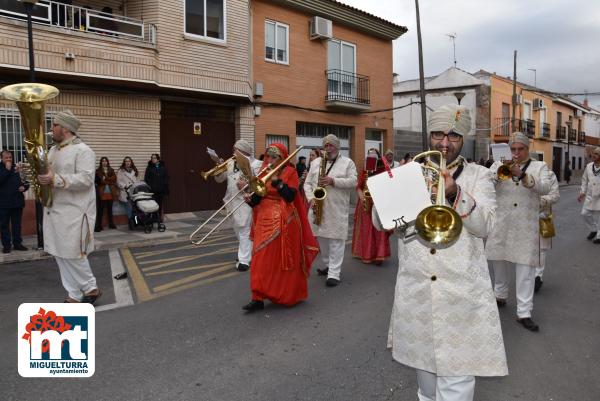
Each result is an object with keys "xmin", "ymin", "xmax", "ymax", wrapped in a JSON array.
[
  {"xmin": 53, "ymin": 109, "xmax": 81, "ymax": 134},
  {"xmin": 428, "ymin": 104, "xmax": 472, "ymax": 136},
  {"xmin": 323, "ymin": 134, "xmax": 340, "ymax": 149},
  {"xmin": 508, "ymin": 132, "xmax": 530, "ymax": 148},
  {"xmin": 234, "ymin": 139, "xmax": 253, "ymax": 155},
  {"xmin": 592, "ymin": 146, "xmax": 600, "ymax": 156}
]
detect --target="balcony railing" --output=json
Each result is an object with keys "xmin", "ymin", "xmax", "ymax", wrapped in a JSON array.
[
  {"xmin": 0, "ymin": 0, "xmax": 156, "ymax": 44},
  {"xmin": 520, "ymin": 119, "xmax": 535, "ymax": 137},
  {"xmin": 325, "ymin": 69, "xmax": 370, "ymax": 109},
  {"xmin": 556, "ymin": 126, "xmax": 566, "ymax": 141},
  {"xmin": 542, "ymin": 123, "xmax": 551, "ymax": 138},
  {"xmin": 578, "ymin": 131, "xmax": 586, "ymax": 144},
  {"xmin": 494, "ymin": 117, "xmax": 511, "ymax": 137},
  {"xmin": 568, "ymin": 128, "xmax": 577, "ymax": 143}
]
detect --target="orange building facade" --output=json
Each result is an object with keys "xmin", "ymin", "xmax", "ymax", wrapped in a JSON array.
[{"xmin": 251, "ymin": 0, "xmax": 406, "ymax": 168}]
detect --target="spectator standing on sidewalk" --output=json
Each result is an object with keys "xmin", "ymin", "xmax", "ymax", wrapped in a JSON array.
[
  {"xmin": 564, "ymin": 161, "xmax": 572, "ymax": 184},
  {"xmin": 94, "ymin": 157, "xmax": 118, "ymax": 232},
  {"xmin": 0, "ymin": 150, "xmax": 29, "ymax": 253},
  {"xmin": 145, "ymin": 153, "xmax": 169, "ymax": 223},
  {"xmin": 117, "ymin": 156, "xmax": 139, "ymax": 230},
  {"xmin": 37, "ymin": 110, "xmax": 101, "ymax": 304}
]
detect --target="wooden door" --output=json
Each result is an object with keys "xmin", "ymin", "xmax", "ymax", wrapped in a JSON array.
[{"xmin": 552, "ymin": 146, "xmax": 562, "ymax": 181}]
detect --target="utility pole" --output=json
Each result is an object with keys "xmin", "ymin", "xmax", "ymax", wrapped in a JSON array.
[
  {"xmin": 415, "ymin": 0, "xmax": 428, "ymax": 151},
  {"xmin": 511, "ymin": 50, "xmax": 517, "ymax": 133},
  {"xmin": 446, "ymin": 33, "xmax": 457, "ymax": 68}
]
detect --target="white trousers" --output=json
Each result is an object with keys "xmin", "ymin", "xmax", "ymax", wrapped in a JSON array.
[
  {"xmin": 234, "ymin": 224, "xmax": 252, "ymax": 265},
  {"xmin": 56, "ymin": 256, "xmax": 97, "ymax": 302},
  {"xmin": 492, "ymin": 260, "xmax": 535, "ymax": 318},
  {"xmin": 582, "ymin": 209, "xmax": 600, "ymax": 239},
  {"xmin": 318, "ymin": 237, "xmax": 346, "ymax": 280},
  {"xmin": 416, "ymin": 369, "xmax": 475, "ymax": 401},
  {"xmin": 535, "ymin": 249, "xmax": 547, "ymax": 278}
]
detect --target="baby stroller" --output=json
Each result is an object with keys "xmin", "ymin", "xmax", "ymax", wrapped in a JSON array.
[{"xmin": 126, "ymin": 181, "xmax": 166, "ymax": 233}]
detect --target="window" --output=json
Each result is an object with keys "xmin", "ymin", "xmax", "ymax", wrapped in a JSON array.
[
  {"xmin": 579, "ymin": 157, "xmax": 582, "ymax": 170},
  {"xmin": 327, "ymin": 39, "xmax": 356, "ymax": 97},
  {"xmin": 265, "ymin": 134, "xmax": 289, "ymax": 151},
  {"xmin": 265, "ymin": 21, "xmax": 288, "ymax": 64},
  {"xmin": 0, "ymin": 109, "xmax": 53, "ymax": 163},
  {"xmin": 185, "ymin": 0, "xmax": 225, "ymax": 41}
]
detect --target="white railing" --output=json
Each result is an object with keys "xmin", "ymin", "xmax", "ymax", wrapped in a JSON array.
[{"xmin": 1, "ymin": 0, "xmax": 156, "ymax": 45}]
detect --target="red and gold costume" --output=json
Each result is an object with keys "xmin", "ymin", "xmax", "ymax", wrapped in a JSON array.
[
  {"xmin": 351, "ymin": 163, "xmax": 391, "ymax": 264},
  {"xmin": 249, "ymin": 144, "xmax": 319, "ymax": 306}
]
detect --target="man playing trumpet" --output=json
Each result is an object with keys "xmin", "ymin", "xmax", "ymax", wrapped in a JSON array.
[
  {"xmin": 486, "ymin": 133, "xmax": 552, "ymax": 331},
  {"xmin": 212, "ymin": 140, "xmax": 262, "ymax": 271},
  {"xmin": 373, "ymin": 104, "xmax": 507, "ymax": 401}
]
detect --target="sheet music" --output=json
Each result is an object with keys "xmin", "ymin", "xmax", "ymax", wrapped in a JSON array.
[
  {"xmin": 206, "ymin": 147, "xmax": 219, "ymax": 161},
  {"xmin": 367, "ymin": 162, "xmax": 431, "ymax": 230},
  {"xmin": 490, "ymin": 143, "xmax": 512, "ymax": 163}
]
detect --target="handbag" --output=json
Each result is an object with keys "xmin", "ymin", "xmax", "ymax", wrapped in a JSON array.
[{"xmin": 539, "ymin": 212, "xmax": 555, "ymax": 238}]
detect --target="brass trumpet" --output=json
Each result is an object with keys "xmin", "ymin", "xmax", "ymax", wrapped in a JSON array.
[
  {"xmin": 412, "ymin": 150, "xmax": 463, "ymax": 248},
  {"xmin": 497, "ymin": 162, "xmax": 515, "ymax": 180},
  {"xmin": 201, "ymin": 156, "xmax": 235, "ymax": 180},
  {"xmin": 190, "ymin": 146, "xmax": 304, "ymax": 245}
]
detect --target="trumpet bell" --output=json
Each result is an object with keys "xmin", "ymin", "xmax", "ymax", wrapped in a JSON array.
[
  {"xmin": 497, "ymin": 164, "xmax": 512, "ymax": 180},
  {"xmin": 415, "ymin": 205, "xmax": 463, "ymax": 247}
]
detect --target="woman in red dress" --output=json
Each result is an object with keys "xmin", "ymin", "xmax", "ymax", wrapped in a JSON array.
[
  {"xmin": 351, "ymin": 148, "xmax": 392, "ymax": 265},
  {"xmin": 242, "ymin": 143, "xmax": 319, "ymax": 312}
]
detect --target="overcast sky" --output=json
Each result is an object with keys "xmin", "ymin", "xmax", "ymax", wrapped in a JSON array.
[{"xmin": 337, "ymin": 0, "xmax": 600, "ymax": 106}]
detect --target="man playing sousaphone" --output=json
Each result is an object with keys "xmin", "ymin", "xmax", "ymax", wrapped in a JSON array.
[
  {"xmin": 373, "ymin": 104, "xmax": 507, "ymax": 401},
  {"xmin": 486, "ymin": 132, "xmax": 552, "ymax": 332},
  {"xmin": 212, "ymin": 140, "xmax": 262, "ymax": 272}
]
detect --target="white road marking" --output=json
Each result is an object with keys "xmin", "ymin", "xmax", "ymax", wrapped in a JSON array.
[{"xmin": 95, "ymin": 249, "xmax": 135, "ymax": 312}]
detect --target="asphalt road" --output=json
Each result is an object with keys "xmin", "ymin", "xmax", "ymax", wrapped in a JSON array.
[{"xmin": 1, "ymin": 185, "xmax": 599, "ymax": 401}]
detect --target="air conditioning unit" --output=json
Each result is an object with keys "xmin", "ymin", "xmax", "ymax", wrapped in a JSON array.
[
  {"xmin": 513, "ymin": 94, "xmax": 523, "ymax": 104},
  {"xmin": 533, "ymin": 98, "xmax": 544, "ymax": 109},
  {"xmin": 575, "ymin": 109, "xmax": 583, "ymax": 118},
  {"xmin": 310, "ymin": 16, "xmax": 332, "ymax": 40}
]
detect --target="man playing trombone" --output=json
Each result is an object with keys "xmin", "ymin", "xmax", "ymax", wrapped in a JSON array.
[
  {"xmin": 212, "ymin": 140, "xmax": 262, "ymax": 271},
  {"xmin": 373, "ymin": 104, "xmax": 507, "ymax": 401},
  {"xmin": 486, "ymin": 133, "xmax": 552, "ymax": 332}
]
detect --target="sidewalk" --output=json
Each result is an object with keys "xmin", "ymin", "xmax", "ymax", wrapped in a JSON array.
[{"xmin": 0, "ymin": 210, "xmax": 220, "ymax": 265}]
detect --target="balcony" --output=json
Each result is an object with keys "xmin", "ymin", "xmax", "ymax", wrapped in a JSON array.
[
  {"xmin": 325, "ymin": 69, "xmax": 370, "ymax": 111},
  {"xmin": 556, "ymin": 126, "xmax": 566, "ymax": 141},
  {"xmin": 520, "ymin": 119, "xmax": 535, "ymax": 138},
  {"xmin": 578, "ymin": 131, "xmax": 586, "ymax": 144},
  {"xmin": 542, "ymin": 123, "xmax": 551, "ymax": 138},
  {"xmin": 0, "ymin": 0, "xmax": 156, "ymax": 44},
  {"xmin": 568, "ymin": 128, "xmax": 577, "ymax": 143}
]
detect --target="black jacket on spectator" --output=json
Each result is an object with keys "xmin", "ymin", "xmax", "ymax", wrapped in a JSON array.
[
  {"xmin": 0, "ymin": 163, "xmax": 29, "ymax": 209},
  {"xmin": 144, "ymin": 161, "xmax": 169, "ymax": 195}
]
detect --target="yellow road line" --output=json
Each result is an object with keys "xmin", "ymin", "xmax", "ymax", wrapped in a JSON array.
[
  {"xmin": 153, "ymin": 264, "xmax": 236, "ymax": 293},
  {"xmin": 145, "ymin": 261, "xmax": 234, "ymax": 277},
  {"xmin": 152, "ymin": 271, "xmax": 240, "ymax": 299},
  {"xmin": 120, "ymin": 248, "xmax": 153, "ymax": 302},
  {"xmin": 141, "ymin": 245, "xmax": 238, "ymax": 272}
]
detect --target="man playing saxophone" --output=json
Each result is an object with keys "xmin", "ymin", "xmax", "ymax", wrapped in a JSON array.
[
  {"xmin": 212, "ymin": 140, "xmax": 262, "ymax": 271},
  {"xmin": 372, "ymin": 104, "xmax": 507, "ymax": 401},
  {"xmin": 303, "ymin": 134, "xmax": 357, "ymax": 287}
]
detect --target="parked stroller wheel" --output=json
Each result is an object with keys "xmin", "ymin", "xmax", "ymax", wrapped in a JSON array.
[
  {"xmin": 144, "ymin": 225, "xmax": 153, "ymax": 234},
  {"xmin": 158, "ymin": 223, "xmax": 166, "ymax": 232}
]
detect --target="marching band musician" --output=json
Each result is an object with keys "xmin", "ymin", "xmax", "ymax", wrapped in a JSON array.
[
  {"xmin": 351, "ymin": 148, "xmax": 392, "ymax": 265},
  {"xmin": 373, "ymin": 104, "xmax": 507, "ymax": 401},
  {"xmin": 213, "ymin": 140, "xmax": 262, "ymax": 272},
  {"xmin": 303, "ymin": 134, "xmax": 357, "ymax": 287},
  {"xmin": 535, "ymin": 170, "xmax": 560, "ymax": 293},
  {"xmin": 486, "ymin": 132, "xmax": 552, "ymax": 332},
  {"xmin": 578, "ymin": 146, "xmax": 600, "ymax": 244},
  {"xmin": 37, "ymin": 110, "xmax": 102, "ymax": 304},
  {"xmin": 241, "ymin": 143, "xmax": 319, "ymax": 312}
]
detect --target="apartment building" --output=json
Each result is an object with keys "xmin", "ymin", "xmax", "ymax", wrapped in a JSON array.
[{"xmin": 251, "ymin": 0, "xmax": 406, "ymax": 168}]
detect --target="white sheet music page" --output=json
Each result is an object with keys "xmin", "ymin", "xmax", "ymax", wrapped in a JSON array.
[
  {"xmin": 490, "ymin": 143, "xmax": 512, "ymax": 162},
  {"xmin": 367, "ymin": 162, "xmax": 431, "ymax": 230}
]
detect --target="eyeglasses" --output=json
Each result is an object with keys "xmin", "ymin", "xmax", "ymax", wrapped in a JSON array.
[{"xmin": 431, "ymin": 131, "xmax": 462, "ymax": 142}]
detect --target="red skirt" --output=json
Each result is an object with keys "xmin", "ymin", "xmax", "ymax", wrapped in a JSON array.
[{"xmin": 351, "ymin": 201, "xmax": 391, "ymax": 264}]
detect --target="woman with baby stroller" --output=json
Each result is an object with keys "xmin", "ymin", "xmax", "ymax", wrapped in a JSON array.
[
  {"xmin": 117, "ymin": 156, "xmax": 139, "ymax": 230},
  {"xmin": 144, "ymin": 153, "xmax": 169, "ymax": 227}
]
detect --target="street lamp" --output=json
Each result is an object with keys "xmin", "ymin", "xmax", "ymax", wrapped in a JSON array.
[
  {"xmin": 22, "ymin": 0, "xmax": 45, "ymax": 249},
  {"xmin": 453, "ymin": 91, "xmax": 466, "ymax": 105}
]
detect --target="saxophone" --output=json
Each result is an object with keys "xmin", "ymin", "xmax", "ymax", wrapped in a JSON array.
[
  {"xmin": 362, "ymin": 170, "xmax": 372, "ymax": 212},
  {"xmin": 312, "ymin": 151, "xmax": 327, "ymax": 225}
]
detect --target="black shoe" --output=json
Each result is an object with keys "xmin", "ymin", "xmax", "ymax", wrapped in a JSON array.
[
  {"xmin": 236, "ymin": 263, "xmax": 250, "ymax": 272},
  {"xmin": 81, "ymin": 288, "xmax": 102, "ymax": 305},
  {"xmin": 534, "ymin": 276, "xmax": 543, "ymax": 293},
  {"xmin": 517, "ymin": 317, "xmax": 539, "ymax": 332},
  {"xmin": 326, "ymin": 278, "xmax": 340, "ymax": 287},
  {"xmin": 317, "ymin": 267, "xmax": 329, "ymax": 276},
  {"xmin": 94, "ymin": 226, "xmax": 102, "ymax": 232},
  {"xmin": 496, "ymin": 298, "xmax": 507, "ymax": 307},
  {"xmin": 13, "ymin": 244, "xmax": 28, "ymax": 251},
  {"xmin": 242, "ymin": 300, "xmax": 264, "ymax": 312},
  {"xmin": 594, "ymin": 239, "xmax": 600, "ymax": 244},
  {"xmin": 2, "ymin": 248, "xmax": 10, "ymax": 254},
  {"xmin": 587, "ymin": 231, "xmax": 597, "ymax": 240}
]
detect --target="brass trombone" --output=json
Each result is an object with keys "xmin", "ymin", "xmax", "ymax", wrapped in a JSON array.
[
  {"xmin": 190, "ymin": 146, "xmax": 304, "ymax": 245},
  {"xmin": 412, "ymin": 150, "xmax": 463, "ymax": 248},
  {"xmin": 200, "ymin": 156, "xmax": 234, "ymax": 180}
]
